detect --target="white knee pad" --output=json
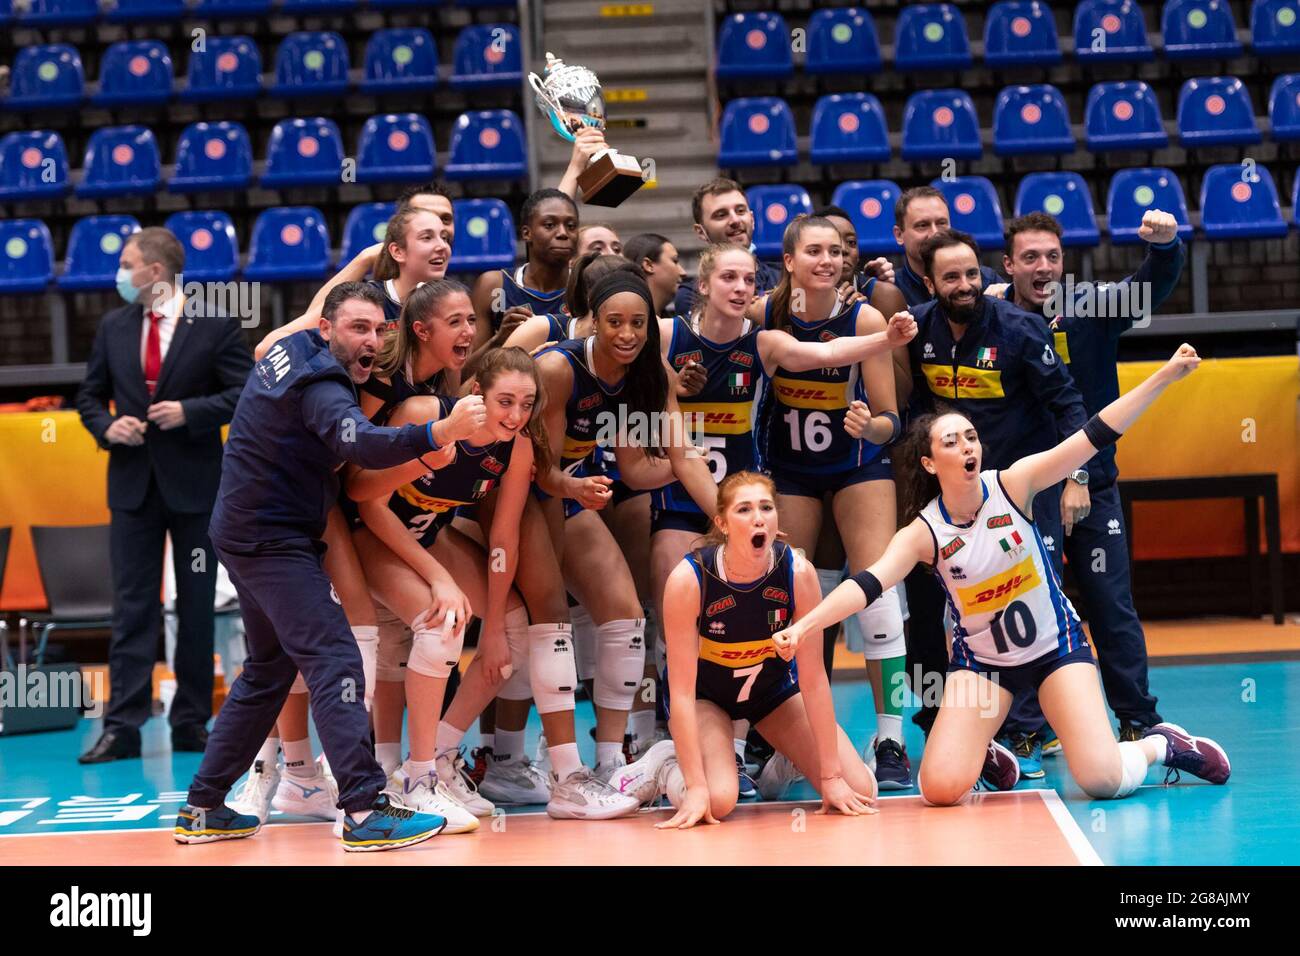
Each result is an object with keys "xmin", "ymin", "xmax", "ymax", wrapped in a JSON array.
[
  {"xmin": 571, "ymin": 604, "xmax": 597, "ymax": 682},
  {"xmin": 594, "ymin": 618, "xmax": 646, "ymax": 711},
  {"xmin": 1113, "ymin": 741, "xmax": 1150, "ymax": 799},
  {"xmin": 855, "ymin": 586, "xmax": 906, "ymax": 661},
  {"xmin": 408, "ymin": 618, "xmax": 464, "ymax": 679},
  {"xmin": 290, "ymin": 671, "xmax": 308, "ymax": 694},
  {"xmin": 352, "ymin": 625, "xmax": 378, "ymax": 710},
  {"xmin": 528, "ymin": 623, "xmax": 577, "ymax": 714},
  {"xmin": 375, "ymin": 605, "xmax": 412, "ymax": 683},
  {"xmin": 498, "ymin": 606, "xmax": 533, "ymax": 701}
]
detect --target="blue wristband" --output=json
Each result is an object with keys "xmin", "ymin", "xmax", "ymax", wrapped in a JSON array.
[
  {"xmin": 425, "ymin": 421, "xmax": 442, "ymax": 452},
  {"xmin": 879, "ymin": 411, "xmax": 901, "ymax": 444}
]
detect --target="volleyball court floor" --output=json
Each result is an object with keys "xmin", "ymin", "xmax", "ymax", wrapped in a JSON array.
[{"xmin": 1, "ymin": 619, "xmax": 1296, "ymax": 866}]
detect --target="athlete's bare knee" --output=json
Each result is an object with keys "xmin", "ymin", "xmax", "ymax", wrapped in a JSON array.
[
  {"xmin": 1074, "ymin": 759, "xmax": 1124, "ymax": 799},
  {"xmin": 919, "ymin": 771, "xmax": 971, "ymax": 807}
]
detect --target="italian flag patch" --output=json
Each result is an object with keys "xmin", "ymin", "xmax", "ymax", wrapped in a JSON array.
[
  {"xmin": 998, "ymin": 530, "xmax": 1023, "ymax": 552},
  {"xmin": 768, "ymin": 608, "xmax": 789, "ymax": 626},
  {"xmin": 978, "ymin": 347, "xmax": 997, "ymax": 363},
  {"xmin": 472, "ymin": 479, "xmax": 494, "ymax": 497},
  {"xmin": 729, "ymin": 372, "xmax": 750, "ymax": 388}
]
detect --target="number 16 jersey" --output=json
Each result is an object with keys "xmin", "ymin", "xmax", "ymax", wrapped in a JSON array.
[{"xmin": 919, "ymin": 470, "xmax": 1086, "ymax": 669}]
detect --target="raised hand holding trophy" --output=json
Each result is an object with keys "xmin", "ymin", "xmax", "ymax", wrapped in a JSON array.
[{"xmin": 528, "ymin": 52, "xmax": 645, "ymax": 208}]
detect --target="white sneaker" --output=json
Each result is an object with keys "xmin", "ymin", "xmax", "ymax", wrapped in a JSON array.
[
  {"xmin": 607, "ymin": 739, "xmax": 676, "ymax": 805},
  {"xmin": 479, "ymin": 755, "xmax": 552, "ymax": 806},
  {"xmin": 546, "ymin": 768, "xmax": 641, "ymax": 820},
  {"xmin": 435, "ymin": 749, "xmax": 495, "ymax": 817},
  {"xmin": 534, "ymin": 734, "xmax": 551, "ymax": 776},
  {"xmin": 272, "ymin": 755, "xmax": 339, "ymax": 820},
  {"xmin": 229, "ymin": 759, "xmax": 281, "ymax": 823},
  {"xmin": 592, "ymin": 751, "xmax": 627, "ymax": 785},
  {"xmin": 756, "ymin": 752, "xmax": 803, "ymax": 801},
  {"xmin": 388, "ymin": 767, "xmax": 480, "ymax": 834}
]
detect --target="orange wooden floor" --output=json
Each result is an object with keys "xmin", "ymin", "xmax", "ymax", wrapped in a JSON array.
[{"xmin": 0, "ymin": 792, "xmax": 1094, "ymax": 866}]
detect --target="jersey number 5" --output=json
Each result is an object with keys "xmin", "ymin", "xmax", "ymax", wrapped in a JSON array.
[{"xmin": 734, "ymin": 664, "xmax": 763, "ymax": 702}]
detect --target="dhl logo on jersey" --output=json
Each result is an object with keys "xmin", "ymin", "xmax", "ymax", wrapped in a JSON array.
[
  {"xmin": 705, "ymin": 594, "xmax": 737, "ymax": 617},
  {"xmin": 956, "ymin": 556, "xmax": 1038, "ymax": 614},
  {"xmin": 562, "ymin": 436, "xmax": 597, "ymax": 461},
  {"xmin": 577, "ymin": 392, "xmax": 603, "ymax": 412},
  {"xmin": 761, "ymin": 586, "xmax": 789, "ymax": 603},
  {"xmin": 678, "ymin": 402, "xmax": 752, "ymax": 435},
  {"xmin": 395, "ymin": 483, "xmax": 467, "ymax": 514},
  {"xmin": 729, "ymin": 350, "xmax": 753, "ymax": 368},
  {"xmin": 921, "ymin": 364, "xmax": 1005, "ymax": 399},
  {"xmin": 771, "ymin": 376, "xmax": 846, "ymax": 410},
  {"xmin": 698, "ymin": 637, "xmax": 776, "ymax": 669},
  {"xmin": 673, "ymin": 350, "xmax": 703, "ymax": 369}
]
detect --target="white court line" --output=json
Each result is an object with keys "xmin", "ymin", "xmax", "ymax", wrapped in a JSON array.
[{"xmin": 1037, "ymin": 789, "xmax": 1104, "ymax": 866}]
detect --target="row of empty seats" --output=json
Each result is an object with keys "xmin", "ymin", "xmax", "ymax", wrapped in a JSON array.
[
  {"xmin": 717, "ymin": 2, "xmax": 1300, "ymax": 78},
  {"xmin": 0, "ymin": 0, "xmax": 514, "ymax": 27},
  {"xmin": 3, "ymin": 27, "xmax": 521, "ymax": 109},
  {"xmin": 719, "ymin": 76, "xmax": 1300, "ymax": 167},
  {"xmin": 0, "ymin": 111, "xmax": 527, "ymax": 199},
  {"xmin": 0, "ymin": 198, "xmax": 517, "ymax": 293},
  {"xmin": 745, "ymin": 166, "xmax": 1298, "ymax": 259}
]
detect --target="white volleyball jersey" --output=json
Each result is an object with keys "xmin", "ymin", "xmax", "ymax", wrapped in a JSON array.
[{"xmin": 918, "ymin": 470, "xmax": 1085, "ymax": 668}]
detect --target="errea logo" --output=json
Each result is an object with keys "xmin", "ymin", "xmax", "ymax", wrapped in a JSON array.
[{"xmin": 50, "ymin": 886, "xmax": 151, "ymax": 936}]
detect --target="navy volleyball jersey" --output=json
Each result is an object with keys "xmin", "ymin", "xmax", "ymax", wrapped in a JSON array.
[
  {"xmin": 492, "ymin": 265, "xmax": 568, "ymax": 333},
  {"xmin": 366, "ymin": 279, "xmax": 405, "ymax": 330},
  {"xmin": 759, "ymin": 296, "xmax": 882, "ymax": 475},
  {"xmin": 537, "ymin": 337, "xmax": 624, "ymax": 481},
  {"xmin": 654, "ymin": 316, "xmax": 767, "ymax": 514},
  {"xmin": 684, "ymin": 542, "xmax": 799, "ymax": 718},
  {"xmin": 385, "ymin": 395, "xmax": 515, "ymax": 547}
]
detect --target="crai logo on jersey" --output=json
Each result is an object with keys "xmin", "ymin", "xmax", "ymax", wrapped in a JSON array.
[
  {"xmin": 395, "ymin": 483, "xmax": 468, "ymax": 514},
  {"xmin": 957, "ymin": 555, "xmax": 1039, "ymax": 613},
  {"xmin": 577, "ymin": 393, "xmax": 602, "ymax": 412},
  {"xmin": 677, "ymin": 402, "xmax": 752, "ymax": 435},
  {"xmin": 673, "ymin": 349, "xmax": 703, "ymax": 369},
  {"xmin": 986, "ymin": 513, "xmax": 1013, "ymax": 529},
  {"xmin": 922, "ymin": 364, "xmax": 1005, "ymax": 399},
  {"xmin": 771, "ymin": 376, "xmax": 847, "ymax": 409},
  {"xmin": 705, "ymin": 594, "xmax": 737, "ymax": 617},
  {"xmin": 482, "ymin": 455, "xmax": 506, "ymax": 476},
  {"xmin": 940, "ymin": 537, "xmax": 965, "ymax": 560},
  {"xmin": 762, "ymin": 586, "xmax": 789, "ymax": 603},
  {"xmin": 729, "ymin": 349, "xmax": 753, "ymax": 368},
  {"xmin": 699, "ymin": 636, "xmax": 776, "ymax": 668},
  {"xmin": 998, "ymin": 529, "xmax": 1025, "ymax": 558}
]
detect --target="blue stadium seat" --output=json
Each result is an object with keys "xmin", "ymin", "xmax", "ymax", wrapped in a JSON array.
[
  {"xmin": 280, "ymin": 0, "xmax": 356, "ymax": 13},
  {"xmin": 340, "ymin": 202, "xmax": 396, "ymax": 265},
  {"xmin": 191, "ymin": 0, "xmax": 272, "ymax": 16},
  {"xmin": 1106, "ymin": 168, "xmax": 1195, "ymax": 244},
  {"xmin": 1074, "ymin": 0, "xmax": 1154, "ymax": 61},
  {"xmin": 1084, "ymin": 81, "xmax": 1169, "ymax": 150},
  {"xmin": 94, "ymin": 41, "xmax": 174, "ymax": 107},
  {"xmin": 444, "ymin": 110, "xmax": 528, "ymax": 181},
  {"xmin": 0, "ymin": 220, "xmax": 54, "ymax": 294},
  {"xmin": 5, "ymin": 45, "xmax": 83, "ymax": 110},
  {"xmin": 993, "ymin": 84, "xmax": 1074, "ymax": 155},
  {"xmin": 1014, "ymin": 172, "xmax": 1100, "ymax": 246},
  {"xmin": 170, "ymin": 121, "xmax": 253, "ymax": 193},
  {"xmin": 810, "ymin": 93, "xmax": 890, "ymax": 164},
  {"xmin": 747, "ymin": 185, "xmax": 813, "ymax": 259},
  {"xmin": 1268, "ymin": 74, "xmax": 1300, "ymax": 140},
  {"xmin": 930, "ymin": 177, "xmax": 1006, "ymax": 249},
  {"xmin": 16, "ymin": 0, "xmax": 96, "ymax": 27},
  {"xmin": 58, "ymin": 216, "xmax": 141, "ymax": 291},
  {"xmin": 895, "ymin": 4, "xmax": 974, "ymax": 71},
  {"xmin": 1177, "ymin": 77, "xmax": 1261, "ymax": 146},
  {"xmin": 77, "ymin": 126, "xmax": 162, "ymax": 199},
  {"xmin": 806, "ymin": 8, "xmax": 883, "ymax": 75},
  {"xmin": 984, "ymin": 1, "xmax": 1063, "ymax": 66},
  {"xmin": 184, "ymin": 36, "xmax": 262, "ymax": 102},
  {"xmin": 243, "ymin": 207, "xmax": 331, "ymax": 281},
  {"xmin": 902, "ymin": 89, "xmax": 982, "ymax": 160},
  {"xmin": 103, "ymin": 0, "xmax": 187, "ymax": 23},
  {"xmin": 458, "ymin": 0, "xmax": 518, "ymax": 6},
  {"xmin": 0, "ymin": 0, "xmax": 10, "ymax": 26},
  {"xmin": 450, "ymin": 198, "xmax": 516, "ymax": 274},
  {"xmin": 718, "ymin": 97, "xmax": 798, "ymax": 168},
  {"xmin": 273, "ymin": 32, "xmax": 350, "ymax": 98},
  {"xmin": 362, "ymin": 28, "xmax": 439, "ymax": 93},
  {"xmin": 1293, "ymin": 167, "xmax": 1299, "ymax": 226},
  {"xmin": 831, "ymin": 180, "xmax": 903, "ymax": 255},
  {"xmin": 716, "ymin": 12, "xmax": 793, "ymax": 80},
  {"xmin": 261, "ymin": 118, "xmax": 345, "ymax": 189},
  {"xmin": 356, "ymin": 114, "xmax": 437, "ymax": 184},
  {"xmin": 1200, "ymin": 163, "xmax": 1289, "ymax": 238},
  {"xmin": 1251, "ymin": 0, "xmax": 1300, "ymax": 55},
  {"xmin": 0, "ymin": 131, "xmax": 70, "ymax": 201},
  {"xmin": 165, "ymin": 211, "xmax": 240, "ymax": 282},
  {"xmin": 1162, "ymin": 0, "xmax": 1243, "ymax": 59},
  {"xmin": 451, "ymin": 24, "xmax": 523, "ymax": 90}
]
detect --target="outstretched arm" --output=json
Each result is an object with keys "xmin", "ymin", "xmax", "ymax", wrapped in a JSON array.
[
  {"xmin": 254, "ymin": 245, "xmax": 381, "ymax": 360},
  {"xmin": 756, "ymin": 308, "xmax": 916, "ymax": 376}
]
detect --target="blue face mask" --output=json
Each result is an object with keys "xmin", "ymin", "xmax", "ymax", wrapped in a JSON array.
[{"xmin": 115, "ymin": 267, "xmax": 140, "ymax": 305}]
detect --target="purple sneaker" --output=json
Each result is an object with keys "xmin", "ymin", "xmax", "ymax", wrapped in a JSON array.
[
  {"xmin": 978, "ymin": 739, "xmax": 1021, "ymax": 791},
  {"xmin": 1144, "ymin": 722, "xmax": 1231, "ymax": 785}
]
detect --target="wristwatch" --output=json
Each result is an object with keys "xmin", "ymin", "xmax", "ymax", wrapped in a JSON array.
[{"xmin": 1068, "ymin": 469, "xmax": 1089, "ymax": 486}]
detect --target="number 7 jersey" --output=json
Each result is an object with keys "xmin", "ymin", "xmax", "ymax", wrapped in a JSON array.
[{"xmin": 919, "ymin": 470, "xmax": 1086, "ymax": 668}]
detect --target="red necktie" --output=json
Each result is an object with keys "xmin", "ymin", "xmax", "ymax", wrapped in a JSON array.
[{"xmin": 144, "ymin": 311, "xmax": 162, "ymax": 397}]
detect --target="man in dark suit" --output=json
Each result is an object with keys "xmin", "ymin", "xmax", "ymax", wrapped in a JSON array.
[{"xmin": 75, "ymin": 226, "xmax": 252, "ymax": 763}]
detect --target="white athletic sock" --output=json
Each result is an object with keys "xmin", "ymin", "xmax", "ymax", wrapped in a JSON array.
[
  {"xmin": 630, "ymin": 710, "xmax": 656, "ymax": 749},
  {"xmin": 435, "ymin": 721, "xmax": 466, "ymax": 758},
  {"xmin": 1113, "ymin": 741, "xmax": 1151, "ymax": 798},
  {"xmin": 1148, "ymin": 735, "xmax": 1169, "ymax": 764},
  {"xmin": 596, "ymin": 740, "xmax": 624, "ymax": 768},
  {"xmin": 376, "ymin": 742, "xmax": 402, "ymax": 777},
  {"xmin": 257, "ymin": 736, "xmax": 280, "ymax": 767},
  {"xmin": 479, "ymin": 733, "xmax": 495, "ymax": 752},
  {"xmin": 283, "ymin": 738, "xmax": 314, "ymax": 777},
  {"xmin": 733, "ymin": 737, "xmax": 746, "ymax": 760},
  {"xmin": 549, "ymin": 742, "xmax": 582, "ymax": 781},
  {"xmin": 403, "ymin": 757, "xmax": 435, "ymax": 781},
  {"xmin": 494, "ymin": 728, "xmax": 525, "ymax": 765},
  {"xmin": 350, "ymin": 809, "xmax": 372, "ymax": 823},
  {"xmin": 876, "ymin": 714, "xmax": 903, "ymax": 746}
]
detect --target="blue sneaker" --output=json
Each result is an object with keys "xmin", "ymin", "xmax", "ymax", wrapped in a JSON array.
[
  {"xmin": 870, "ymin": 736, "xmax": 913, "ymax": 791},
  {"xmin": 340, "ymin": 793, "xmax": 446, "ymax": 852},
  {"xmin": 736, "ymin": 753, "xmax": 758, "ymax": 800},
  {"xmin": 1041, "ymin": 726, "xmax": 1062, "ymax": 757},
  {"xmin": 1000, "ymin": 733, "xmax": 1044, "ymax": 779},
  {"xmin": 174, "ymin": 803, "xmax": 261, "ymax": 844}
]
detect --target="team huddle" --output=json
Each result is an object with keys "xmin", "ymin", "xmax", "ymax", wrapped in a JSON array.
[{"xmin": 172, "ymin": 159, "xmax": 1231, "ymax": 851}]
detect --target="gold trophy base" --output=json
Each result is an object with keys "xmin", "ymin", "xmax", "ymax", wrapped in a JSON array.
[{"xmin": 578, "ymin": 151, "xmax": 645, "ymax": 208}]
